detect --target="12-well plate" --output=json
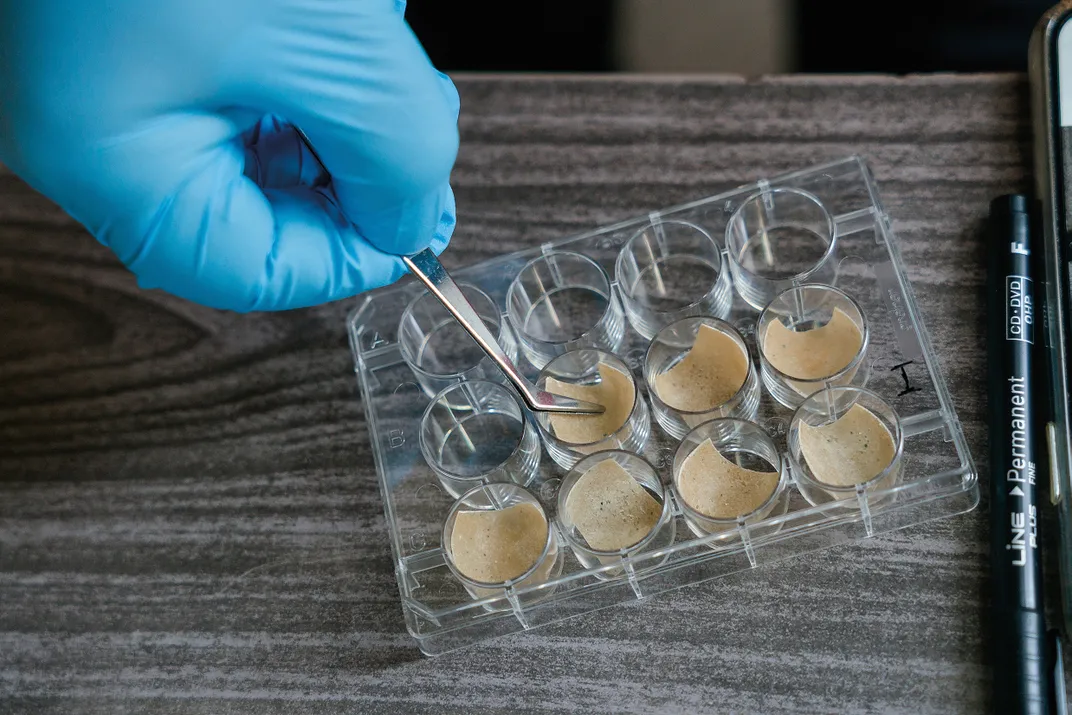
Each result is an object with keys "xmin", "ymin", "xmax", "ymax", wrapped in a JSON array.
[{"xmin": 348, "ymin": 155, "xmax": 979, "ymax": 656}]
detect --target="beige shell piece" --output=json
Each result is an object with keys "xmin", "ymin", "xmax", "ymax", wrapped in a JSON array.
[
  {"xmin": 763, "ymin": 307, "xmax": 863, "ymax": 394},
  {"xmin": 798, "ymin": 403, "xmax": 897, "ymax": 488},
  {"xmin": 450, "ymin": 502, "xmax": 549, "ymax": 584},
  {"xmin": 546, "ymin": 362, "xmax": 636, "ymax": 450},
  {"xmin": 653, "ymin": 322, "xmax": 749, "ymax": 416},
  {"xmin": 564, "ymin": 458, "xmax": 662, "ymax": 552},
  {"xmin": 676, "ymin": 439, "xmax": 779, "ymax": 520}
]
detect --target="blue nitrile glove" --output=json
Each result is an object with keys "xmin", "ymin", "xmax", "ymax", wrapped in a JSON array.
[{"xmin": 0, "ymin": 0, "xmax": 458, "ymax": 311}]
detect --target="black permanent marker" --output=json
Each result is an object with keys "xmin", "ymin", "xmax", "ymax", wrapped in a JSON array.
[{"xmin": 986, "ymin": 194, "xmax": 1050, "ymax": 715}]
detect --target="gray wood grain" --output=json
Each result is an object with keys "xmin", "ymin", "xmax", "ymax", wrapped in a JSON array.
[{"xmin": 0, "ymin": 73, "xmax": 1048, "ymax": 714}]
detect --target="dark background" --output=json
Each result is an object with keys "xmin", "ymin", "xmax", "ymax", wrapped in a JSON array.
[{"xmin": 405, "ymin": 0, "xmax": 1056, "ymax": 74}]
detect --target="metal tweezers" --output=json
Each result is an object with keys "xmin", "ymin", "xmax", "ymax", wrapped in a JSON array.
[{"xmin": 403, "ymin": 249, "xmax": 605, "ymax": 415}]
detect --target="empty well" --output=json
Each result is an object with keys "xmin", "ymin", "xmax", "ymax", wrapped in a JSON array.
[
  {"xmin": 615, "ymin": 219, "xmax": 733, "ymax": 340},
  {"xmin": 725, "ymin": 187, "xmax": 838, "ymax": 310},
  {"xmin": 399, "ymin": 282, "xmax": 516, "ymax": 398},
  {"xmin": 506, "ymin": 251, "xmax": 626, "ymax": 369},
  {"xmin": 419, "ymin": 380, "xmax": 541, "ymax": 498}
]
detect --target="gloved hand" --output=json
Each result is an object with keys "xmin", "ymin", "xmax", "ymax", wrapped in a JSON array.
[{"xmin": 0, "ymin": 0, "xmax": 458, "ymax": 312}]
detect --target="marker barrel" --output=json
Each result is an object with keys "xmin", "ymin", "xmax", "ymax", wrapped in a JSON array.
[{"xmin": 987, "ymin": 194, "xmax": 1049, "ymax": 715}]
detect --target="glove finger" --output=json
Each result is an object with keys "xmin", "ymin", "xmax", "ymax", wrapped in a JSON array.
[
  {"xmin": 241, "ymin": 94, "xmax": 457, "ymax": 254},
  {"xmin": 230, "ymin": 2, "xmax": 458, "ymax": 256},
  {"xmin": 413, "ymin": 72, "xmax": 459, "ymax": 257},
  {"xmin": 241, "ymin": 114, "xmax": 329, "ymax": 189},
  {"xmin": 120, "ymin": 132, "xmax": 411, "ymax": 312},
  {"xmin": 428, "ymin": 183, "xmax": 455, "ymax": 256},
  {"xmin": 437, "ymin": 71, "xmax": 461, "ymax": 121},
  {"xmin": 392, "ymin": 3, "xmax": 459, "ymax": 257}
]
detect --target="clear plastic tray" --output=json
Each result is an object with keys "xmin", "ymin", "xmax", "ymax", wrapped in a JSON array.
[{"xmin": 347, "ymin": 155, "xmax": 979, "ymax": 656}]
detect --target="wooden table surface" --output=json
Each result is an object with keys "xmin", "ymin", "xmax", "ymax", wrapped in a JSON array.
[{"xmin": 0, "ymin": 73, "xmax": 1051, "ymax": 714}]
